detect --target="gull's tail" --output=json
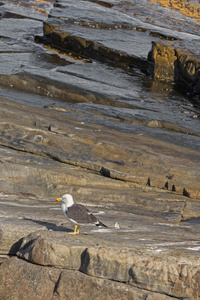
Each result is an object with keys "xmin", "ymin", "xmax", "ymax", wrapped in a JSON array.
[{"xmin": 96, "ymin": 220, "xmax": 107, "ymax": 227}]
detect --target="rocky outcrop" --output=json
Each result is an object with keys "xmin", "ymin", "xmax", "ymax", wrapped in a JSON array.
[
  {"xmin": 35, "ymin": 0, "xmax": 200, "ymax": 98},
  {"xmin": 150, "ymin": 0, "xmax": 200, "ymax": 22},
  {"xmin": 1, "ymin": 189, "xmax": 200, "ymax": 299},
  {"xmin": 1, "ymin": 229, "xmax": 200, "ymax": 299},
  {"xmin": 1, "ymin": 98, "xmax": 200, "ymax": 200},
  {"xmin": 1, "ymin": 256, "xmax": 175, "ymax": 300},
  {"xmin": 148, "ymin": 42, "xmax": 177, "ymax": 80},
  {"xmin": 175, "ymin": 49, "xmax": 200, "ymax": 94},
  {"xmin": 148, "ymin": 41, "xmax": 200, "ymax": 97},
  {"xmin": 0, "ymin": 0, "xmax": 200, "ymax": 299}
]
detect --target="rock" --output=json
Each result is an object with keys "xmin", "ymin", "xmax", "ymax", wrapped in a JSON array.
[
  {"xmin": 0, "ymin": 257, "xmax": 61, "ymax": 300},
  {"xmin": 18, "ymin": 231, "xmax": 87, "ymax": 269},
  {"xmin": 148, "ymin": 41, "xmax": 200, "ymax": 98},
  {"xmin": 150, "ymin": 0, "xmax": 200, "ymax": 23},
  {"xmin": 175, "ymin": 49, "xmax": 200, "ymax": 93},
  {"xmin": 1, "ymin": 98, "xmax": 200, "ymax": 199},
  {"xmin": 148, "ymin": 41, "xmax": 176, "ymax": 80},
  {"xmin": 81, "ymin": 247, "xmax": 200, "ymax": 299},
  {"xmin": 40, "ymin": 0, "xmax": 200, "ymax": 75},
  {"xmin": 14, "ymin": 230, "xmax": 200, "ymax": 299},
  {"xmin": 0, "ymin": 217, "xmax": 47, "ymax": 255},
  {"xmin": 182, "ymin": 199, "xmax": 200, "ymax": 220},
  {"xmin": 1, "ymin": 1, "xmax": 200, "ymax": 299},
  {"xmin": 0, "ymin": 256, "xmax": 173, "ymax": 300},
  {"xmin": 51, "ymin": 268, "xmax": 173, "ymax": 300}
]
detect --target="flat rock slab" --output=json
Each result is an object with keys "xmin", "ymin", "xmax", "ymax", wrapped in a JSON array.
[
  {"xmin": 0, "ymin": 0, "xmax": 54, "ymax": 20},
  {"xmin": 1, "ymin": 98, "xmax": 200, "ymax": 199},
  {"xmin": 1, "ymin": 194, "xmax": 200, "ymax": 298},
  {"xmin": 42, "ymin": 0, "xmax": 200, "ymax": 68},
  {"xmin": 2, "ymin": 187, "xmax": 200, "ymax": 298},
  {"xmin": 1, "ymin": 191, "xmax": 200, "ymax": 260},
  {"xmin": 39, "ymin": 0, "xmax": 200, "ymax": 98},
  {"xmin": 0, "ymin": 0, "xmax": 199, "ymax": 140},
  {"xmin": 0, "ymin": 217, "xmax": 47, "ymax": 255}
]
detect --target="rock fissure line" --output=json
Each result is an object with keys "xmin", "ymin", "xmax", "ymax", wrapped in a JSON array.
[
  {"xmin": 15, "ymin": 243, "xmax": 181, "ymax": 299},
  {"xmin": 128, "ymin": 281, "xmax": 181, "ymax": 300},
  {"xmin": 0, "ymin": 141, "xmax": 194, "ymax": 201},
  {"xmin": 180, "ymin": 201, "xmax": 188, "ymax": 222},
  {"xmin": 53, "ymin": 271, "xmax": 62, "ymax": 295}
]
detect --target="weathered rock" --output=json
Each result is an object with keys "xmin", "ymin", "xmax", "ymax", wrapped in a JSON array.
[
  {"xmin": 150, "ymin": 0, "xmax": 200, "ymax": 22},
  {"xmin": 37, "ymin": 0, "xmax": 200, "ymax": 99},
  {"xmin": 0, "ymin": 1, "xmax": 200, "ymax": 299},
  {"xmin": 40, "ymin": 0, "xmax": 200, "ymax": 71},
  {"xmin": 82, "ymin": 247, "xmax": 200, "ymax": 299},
  {"xmin": 0, "ymin": 257, "xmax": 173, "ymax": 300},
  {"xmin": 0, "ymin": 217, "xmax": 47, "ymax": 255},
  {"xmin": 148, "ymin": 40, "xmax": 200, "ymax": 98},
  {"xmin": 0, "ymin": 257, "xmax": 61, "ymax": 300},
  {"xmin": 43, "ymin": 19, "xmax": 148, "ymax": 69},
  {"xmin": 14, "ymin": 230, "xmax": 200, "ymax": 299},
  {"xmin": 51, "ymin": 268, "xmax": 173, "ymax": 300},
  {"xmin": 148, "ymin": 41, "xmax": 177, "ymax": 80},
  {"xmin": 18, "ymin": 231, "xmax": 87, "ymax": 269},
  {"xmin": 175, "ymin": 48, "xmax": 200, "ymax": 94},
  {"xmin": 1, "ymin": 98, "xmax": 200, "ymax": 200}
]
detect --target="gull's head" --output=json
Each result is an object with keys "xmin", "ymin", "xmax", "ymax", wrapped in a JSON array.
[{"xmin": 56, "ymin": 194, "xmax": 74, "ymax": 207}]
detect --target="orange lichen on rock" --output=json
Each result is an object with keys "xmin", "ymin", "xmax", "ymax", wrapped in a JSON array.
[
  {"xmin": 34, "ymin": 0, "xmax": 49, "ymax": 3},
  {"xmin": 150, "ymin": 0, "xmax": 200, "ymax": 22}
]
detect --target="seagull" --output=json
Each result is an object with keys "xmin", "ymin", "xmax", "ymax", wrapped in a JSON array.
[{"xmin": 56, "ymin": 194, "xmax": 107, "ymax": 234}]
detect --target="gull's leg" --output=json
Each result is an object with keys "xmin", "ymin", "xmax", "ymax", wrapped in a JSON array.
[
  {"xmin": 69, "ymin": 224, "xmax": 79, "ymax": 234},
  {"xmin": 76, "ymin": 225, "xmax": 80, "ymax": 234}
]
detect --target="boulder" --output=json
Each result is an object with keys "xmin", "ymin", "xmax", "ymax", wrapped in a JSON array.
[
  {"xmin": 0, "ymin": 257, "xmax": 173, "ymax": 300},
  {"xmin": 15, "ymin": 230, "xmax": 200, "ymax": 299},
  {"xmin": 148, "ymin": 42, "xmax": 176, "ymax": 80}
]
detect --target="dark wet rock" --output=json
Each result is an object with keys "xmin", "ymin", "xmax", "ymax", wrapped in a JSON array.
[
  {"xmin": 0, "ymin": 0, "xmax": 199, "ymax": 136},
  {"xmin": 39, "ymin": 0, "xmax": 188, "ymax": 71},
  {"xmin": 0, "ymin": 0, "xmax": 52, "ymax": 21},
  {"xmin": 147, "ymin": 119, "xmax": 200, "ymax": 137},
  {"xmin": 148, "ymin": 40, "xmax": 200, "ymax": 98},
  {"xmin": 37, "ymin": 0, "xmax": 200, "ymax": 100},
  {"xmin": 175, "ymin": 48, "xmax": 200, "ymax": 95},
  {"xmin": 42, "ymin": 19, "xmax": 149, "ymax": 69}
]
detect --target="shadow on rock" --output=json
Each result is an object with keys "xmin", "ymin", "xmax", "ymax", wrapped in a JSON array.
[
  {"xmin": 23, "ymin": 217, "xmax": 73, "ymax": 232},
  {"xmin": 79, "ymin": 248, "xmax": 90, "ymax": 273},
  {"xmin": 9, "ymin": 237, "xmax": 24, "ymax": 255}
]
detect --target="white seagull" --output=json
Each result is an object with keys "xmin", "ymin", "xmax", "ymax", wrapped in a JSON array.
[{"xmin": 56, "ymin": 194, "xmax": 107, "ymax": 234}]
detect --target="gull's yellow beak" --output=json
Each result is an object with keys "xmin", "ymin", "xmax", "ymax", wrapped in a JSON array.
[{"xmin": 56, "ymin": 198, "xmax": 62, "ymax": 202}]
